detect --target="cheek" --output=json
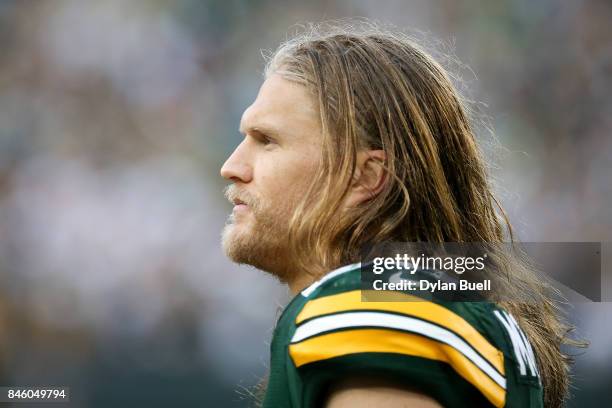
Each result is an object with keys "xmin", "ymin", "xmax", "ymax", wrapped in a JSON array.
[{"xmin": 258, "ymin": 152, "xmax": 320, "ymax": 205}]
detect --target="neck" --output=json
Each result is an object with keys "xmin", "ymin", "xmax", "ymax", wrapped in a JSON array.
[
  {"xmin": 285, "ymin": 263, "xmax": 328, "ymax": 296},
  {"xmin": 287, "ymin": 273, "xmax": 317, "ymax": 295}
]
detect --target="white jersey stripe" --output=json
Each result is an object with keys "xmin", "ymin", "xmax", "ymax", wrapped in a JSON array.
[
  {"xmin": 301, "ymin": 262, "xmax": 361, "ymax": 297},
  {"xmin": 290, "ymin": 311, "xmax": 506, "ymax": 389}
]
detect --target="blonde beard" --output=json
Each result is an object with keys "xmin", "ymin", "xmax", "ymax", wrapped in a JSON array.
[{"xmin": 222, "ymin": 207, "xmax": 296, "ymax": 282}]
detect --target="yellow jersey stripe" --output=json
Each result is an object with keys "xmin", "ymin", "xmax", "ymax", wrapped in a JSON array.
[
  {"xmin": 291, "ymin": 311, "xmax": 506, "ymax": 389},
  {"xmin": 296, "ymin": 289, "xmax": 504, "ymax": 375},
  {"xmin": 289, "ymin": 328, "xmax": 506, "ymax": 408}
]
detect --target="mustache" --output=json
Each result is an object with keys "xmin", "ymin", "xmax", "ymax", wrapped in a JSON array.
[{"xmin": 224, "ymin": 185, "xmax": 260, "ymax": 210}]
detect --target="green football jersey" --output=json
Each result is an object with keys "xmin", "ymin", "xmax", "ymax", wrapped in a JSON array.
[{"xmin": 262, "ymin": 263, "xmax": 543, "ymax": 407}]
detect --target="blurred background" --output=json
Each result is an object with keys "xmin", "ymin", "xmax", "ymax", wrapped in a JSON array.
[{"xmin": 0, "ymin": 0, "xmax": 610, "ymax": 406}]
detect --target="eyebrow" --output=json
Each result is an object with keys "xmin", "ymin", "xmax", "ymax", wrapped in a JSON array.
[{"xmin": 239, "ymin": 124, "xmax": 282, "ymax": 138}]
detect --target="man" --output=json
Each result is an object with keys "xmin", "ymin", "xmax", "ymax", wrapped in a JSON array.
[{"xmin": 221, "ymin": 23, "xmax": 571, "ymax": 407}]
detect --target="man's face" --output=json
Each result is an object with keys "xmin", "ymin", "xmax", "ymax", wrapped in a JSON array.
[{"xmin": 220, "ymin": 73, "xmax": 322, "ymax": 278}]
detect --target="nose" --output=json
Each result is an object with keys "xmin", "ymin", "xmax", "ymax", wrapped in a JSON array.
[{"xmin": 220, "ymin": 140, "xmax": 253, "ymax": 183}]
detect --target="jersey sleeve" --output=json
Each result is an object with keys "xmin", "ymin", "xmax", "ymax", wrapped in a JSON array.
[{"xmin": 288, "ymin": 288, "xmax": 509, "ymax": 407}]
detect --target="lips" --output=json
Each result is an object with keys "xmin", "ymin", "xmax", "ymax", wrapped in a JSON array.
[
  {"xmin": 225, "ymin": 186, "xmax": 252, "ymax": 215},
  {"xmin": 231, "ymin": 198, "xmax": 249, "ymax": 216}
]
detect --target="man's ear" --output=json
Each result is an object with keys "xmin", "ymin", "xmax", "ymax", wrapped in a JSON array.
[{"xmin": 345, "ymin": 150, "xmax": 387, "ymax": 208}]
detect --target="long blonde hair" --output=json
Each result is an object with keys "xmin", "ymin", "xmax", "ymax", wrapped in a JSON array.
[{"xmin": 265, "ymin": 21, "xmax": 578, "ymax": 407}]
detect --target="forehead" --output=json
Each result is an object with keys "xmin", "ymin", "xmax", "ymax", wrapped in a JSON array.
[{"xmin": 240, "ymin": 74, "xmax": 320, "ymax": 137}]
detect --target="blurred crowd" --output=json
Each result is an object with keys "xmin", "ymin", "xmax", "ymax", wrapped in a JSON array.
[{"xmin": 0, "ymin": 0, "xmax": 609, "ymax": 406}]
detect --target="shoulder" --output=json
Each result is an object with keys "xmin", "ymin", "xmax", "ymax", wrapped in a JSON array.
[
  {"xmin": 295, "ymin": 263, "xmax": 500, "ymax": 347},
  {"xmin": 284, "ymin": 263, "xmax": 543, "ymax": 407}
]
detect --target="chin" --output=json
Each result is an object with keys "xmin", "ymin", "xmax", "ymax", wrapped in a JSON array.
[
  {"xmin": 221, "ymin": 224, "xmax": 241, "ymax": 258},
  {"xmin": 222, "ymin": 227, "xmax": 291, "ymax": 279},
  {"xmin": 222, "ymin": 224, "xmax": 254, "ymax": 261}
]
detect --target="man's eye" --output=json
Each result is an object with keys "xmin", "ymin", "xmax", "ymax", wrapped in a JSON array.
[
  {"xmin": 256, "ymin": 134, "xmax": 274, "ymax": 146},
  {"xmin": 245, "ymin": 132, "xmax": 276, "ymax": 147}
]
